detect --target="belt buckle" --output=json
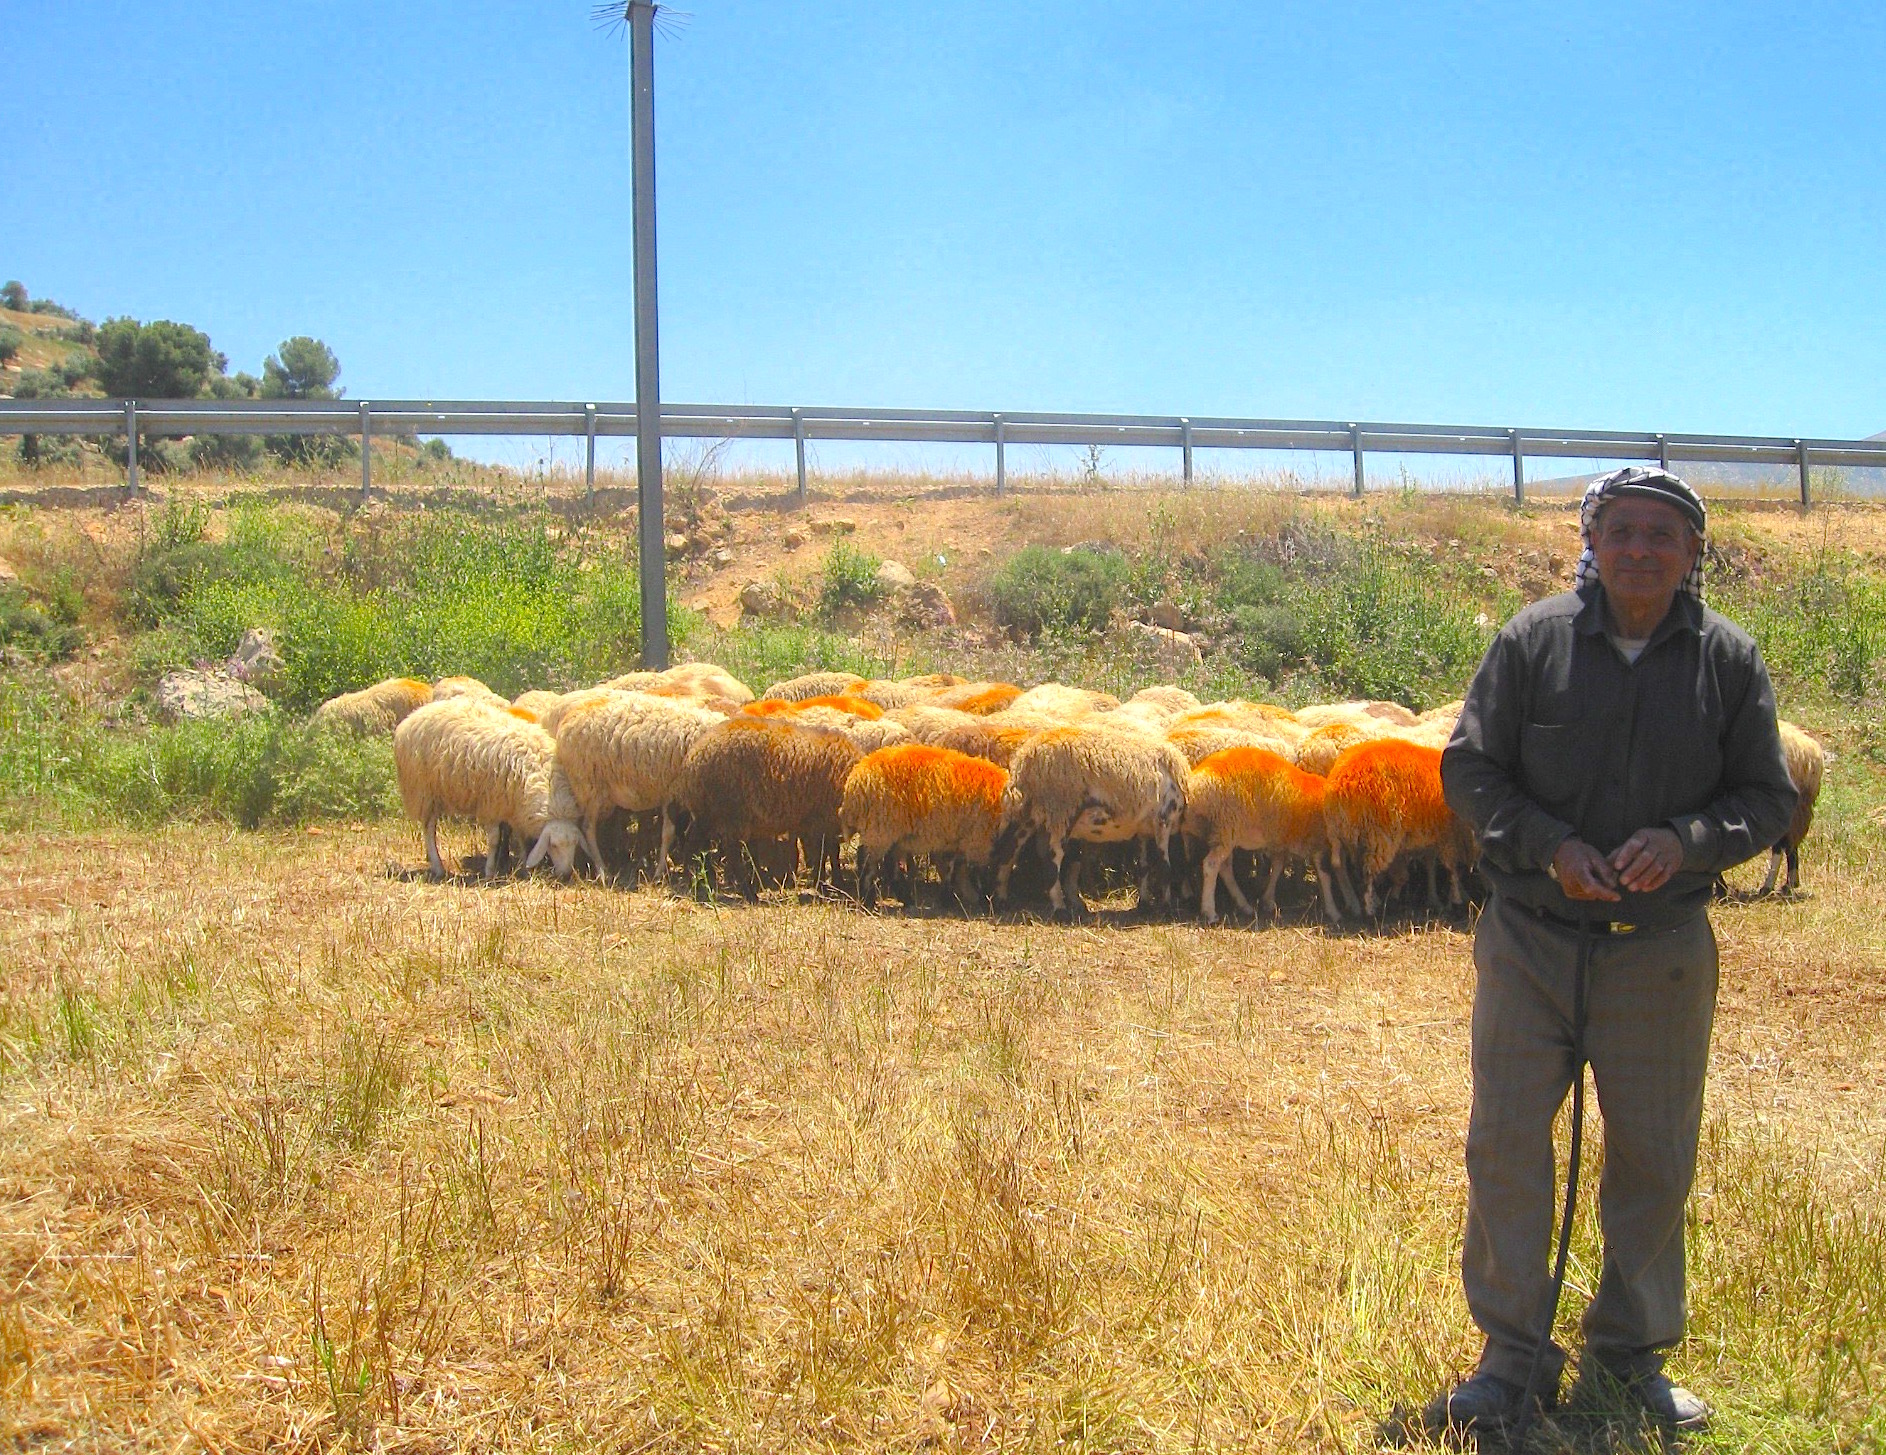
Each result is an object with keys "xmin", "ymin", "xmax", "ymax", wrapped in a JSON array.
[{"xmin": 1609, "ymin": 921, "xmax": 1635, "ymax": 935}]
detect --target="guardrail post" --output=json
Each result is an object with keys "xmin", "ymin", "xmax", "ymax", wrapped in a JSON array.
[
  {"xmin": 1797, "ymin": 440, "xmax": 1812, "ymax": 508},
  {"xmin": 1349, "ymin": 424, "xmax": 1364, "ymax": 497},
  {"xmin": 360, "ymin": 401, "xmax": 372, "ymax": 496},
  {"xmin": 1657, "ymin": 434, "xmax": 1669, "ymax": 472},
  {"xmin": 124, "ymin": 399, "xmax": 138, "ymax": 493},
  {"xmin": 1510, "ymin": 429, "xmax": 1525, "ymax": 504},
  {"xmin": 993, "ymin": 413, "xmax": 1006, "ymax": 496},
  {"xmin": 792, "ymin": 408, "xmax": 808, "ymax": 504},
  {"xmin": 1181, "ymin": 418, "xmax": 1193, "ymax": 486},
  {"xmin": 585, "ymin": 404, "xmax": 598, "ymax": 501}
]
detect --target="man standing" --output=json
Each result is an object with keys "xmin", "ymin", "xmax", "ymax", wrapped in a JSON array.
[{"xmin": 1428, "ymin": 467, "xmax": 1797, "ymax": 1435}]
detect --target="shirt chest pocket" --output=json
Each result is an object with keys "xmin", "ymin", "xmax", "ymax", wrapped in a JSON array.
[{"xmin": 1520, "ymin": 720, "xmax": 1595, "ymax": 818}]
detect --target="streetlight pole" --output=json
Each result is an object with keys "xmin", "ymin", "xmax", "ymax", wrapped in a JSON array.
[{"xmin": 628, "ymin": 0, "xmax": 668, "ymax": 668}]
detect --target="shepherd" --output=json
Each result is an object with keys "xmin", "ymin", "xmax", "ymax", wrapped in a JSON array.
[{"xmin": 1427, "ymin": 467, "xmax": 1797, "ymax": 1438}]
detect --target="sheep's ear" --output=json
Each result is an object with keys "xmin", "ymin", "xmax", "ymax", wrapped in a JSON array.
[{"xmin": 524, "ymin": 826, "xmax": 553, "ymax": 869}]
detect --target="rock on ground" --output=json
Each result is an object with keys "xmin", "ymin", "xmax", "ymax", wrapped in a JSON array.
[
  {"xmin": 156, "ymin": 670, "xmax": 272, "ymax": 724},
  {"xmin": 739, "ymin": 579, "xmax": 791, "ymax": 619},
  {"xmin": 900, "ymin": 580, "xmax": 957, "ymax": 629}
]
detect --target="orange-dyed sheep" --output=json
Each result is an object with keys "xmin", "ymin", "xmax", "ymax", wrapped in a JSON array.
[
  {"xmin": 1184, "ymin": 747, "xmax": 1339, "ymax": 922},
  {"xmin": 1322, "ymin": 738, "xmax": 1472, "ymax": 918},
  {"xmin": 840, "ymin": 743, "xmax": 1010, "ymax": 907}
]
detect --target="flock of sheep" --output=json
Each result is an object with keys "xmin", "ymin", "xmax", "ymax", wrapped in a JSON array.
[{"xmin": 313, "ymin": 663, "xmax": 1824, "ymax": 925}]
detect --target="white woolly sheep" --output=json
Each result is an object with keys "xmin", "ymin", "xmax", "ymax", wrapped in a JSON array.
[
  {"xmin": 553, "ymin": 690, "xmax": 727, "ymax": 875},
  {"xmin": 993, "ymin": 726, "xmax": 1190, "ymax": 915},
  {"xmin": 1007, "ymin": 683, "xmax": 1120, "ymax": 718},
  {"xmin": 1757, "ymin": 720, "xmax": 1824, "ymax": 896},
  {"xmin": 761, "ymin": 670, "xmax": 869, "ymax": 703},
  {"xmin": 431, "ymin": 675, "xmax": 507, "ymax": 705},
  {"xmin": 392, "ymin": 697, "xmax": 582, "ymax": 881},
  {"xmin": 312, "ymin": 677, "xmax": 433, "ymax": 736}
]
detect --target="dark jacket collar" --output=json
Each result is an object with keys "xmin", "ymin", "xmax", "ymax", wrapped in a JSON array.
[{"xmin": 1573, "ymin": 584, "xmax": 1703, "ymax": 644}]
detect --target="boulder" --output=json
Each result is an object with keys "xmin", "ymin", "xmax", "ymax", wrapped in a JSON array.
[
  {"xmin": 228, "ymin": 627, "xmax": 284, "ymax": 686},
  {"xmin": 739, "ymin": 579, "xmax": 790, "ymax": 619},
  {"xmin": 900, "ymin": 581, "xmax": 957, "ymax": 630},
  {"xmin": 811, "ymin": 517, "xmax": 858, "ymax": 536},
  {"xmin": 1150, "ymin": 600, "xmax": 1187, "ymax": 632},
  {"xmin": 0, "ymin": 558, "xmax": 17, "ymax": 586},
  {"xmin": 155, "ymin": 670, "xmax": 271, "ymax": 724},
  {"xmin": 664, "ymin": 532, "xmax": 691, "ymax": 558},
  {"xmin": 783, "ymin": 528, "xmax": 808, "ymax": 549},
  {"xmin": 711, "ymin": 547, "xmax": 735, "ymax": 568},
  {"xmin": 874, "ymin": 559, "xmax": 917, "ymax": 593},
  {"xmin": 1120, "ymin": 620, "xmax": 1203, "ymax": 670}
]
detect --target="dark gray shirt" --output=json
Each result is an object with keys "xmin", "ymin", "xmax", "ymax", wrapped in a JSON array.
[{"xmin": 1441, "ymin": 585, "xmax": 1798, "ymax": 926}]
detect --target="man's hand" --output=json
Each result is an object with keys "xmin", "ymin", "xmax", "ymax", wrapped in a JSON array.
[
  {"xmin": 1552, "ymin": 837, "xmax": 1622, "ymax": 902},
  {"xmin": 1609, "ymin": 826, "xmax": 1684, "ymax": 894}
]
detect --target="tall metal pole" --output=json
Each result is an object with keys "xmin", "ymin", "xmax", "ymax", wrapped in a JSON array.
[{"xmin": 629, "ymin": 1, "xmax": 668, "ymax": 668}]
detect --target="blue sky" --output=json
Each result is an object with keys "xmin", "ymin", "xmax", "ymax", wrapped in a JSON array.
[{"xmin": 5, "ymin": 1, "xmax": 1883, "ymax": 453}]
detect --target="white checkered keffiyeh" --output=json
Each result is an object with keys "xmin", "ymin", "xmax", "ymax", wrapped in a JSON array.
[{"xmin": 1571, "ymin": 467, "xmax": 1707, "ymax": 602}]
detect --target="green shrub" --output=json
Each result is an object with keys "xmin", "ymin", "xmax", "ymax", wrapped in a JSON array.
[
  {"xmin": 126, "ymin": 507, "xmax": 670, "ymax": 708},
  {"xmin": 987, "ymin": 545, "xmax": 1131, "ymax": 638},
  {"xmin": 818, "ymin": 541, "xmax": 885, "ymax": 616},
  {"xmin": 690, "ymin": 622, "xmax": 901, "ymax": 695},
  {"xmin": 190, "ymin": 432, "xmax": 265, "ymax": 471},
  {"xmin": 0, "ymin": 680, "xmax": 396, "ymax": 829},
  {"xmin": 1721, "ymin": 558, "xmax": 1886, "ymax": 702},
  {"xmin": 0, "ymin": 325, "xmax": 21, "ymax": 366},
  {"xmin": 0, "ymin": 586, "xmax": 83, "ymax": 661}
]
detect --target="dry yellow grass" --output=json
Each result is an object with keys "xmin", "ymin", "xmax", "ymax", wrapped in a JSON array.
[{"xmin": 2, "ymin": 820, "xmax": 1881, "ymax": 1453}]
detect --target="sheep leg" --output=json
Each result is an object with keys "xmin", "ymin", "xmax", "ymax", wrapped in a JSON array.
[
  {"xmin": 1757, "ymin": 846, "xmax": 1783, "ymax": 897},
  {"xmin": 1060, "ymin": 844, "xmax": 1086, "ymax": 919},
  {"xmin": 484, "ymin": 822, "xmax": 505, "ymax": 879},
  {"xmin": 582, "ymin": 811, "xmax": 608, "ymax": 880},
  {"xmin": 1312, "ymin": 850, "xmax": 1342, "ymax": 924},
  {"xmin": 1785, "ymin": 843, "xmax": 1801, "ymax": 894},
  {"xmin": 1328, "ymin": 841, "xmax": 1364, "ymax": 919},
  {"xmin": 1260, "ymin": 854, "xmax": 1287, "ymax": 917},
  {"xmin": 422, "ymin": 812, "xmax": 447, "ymax": 881},
  {"xmin": 1046, "ymin": 829, "xmax": 1073, "ymax": 917},
  {"xmin": 856, "ymin": 846, "xmax": 879, "ymax": 908}
]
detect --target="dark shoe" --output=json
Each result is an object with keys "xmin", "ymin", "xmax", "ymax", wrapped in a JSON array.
[
  {"xmin": 1422, "ymin": 1371, "xmax": 1557, "ymax": 1436},
  {"xmin": 1615, "ymin": 1369, "xmax": 1710, "ymax": 1431}
]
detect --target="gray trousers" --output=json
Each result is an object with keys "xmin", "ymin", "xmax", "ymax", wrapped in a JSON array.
[{"xmin": 1464, "ymin": 895, "xmax": 1719, "ymax": 1387}]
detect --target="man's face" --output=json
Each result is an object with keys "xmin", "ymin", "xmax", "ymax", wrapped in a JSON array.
[{"xmin": 1592, "ymin": 496, "xmax": 1701, "ymax": 619}]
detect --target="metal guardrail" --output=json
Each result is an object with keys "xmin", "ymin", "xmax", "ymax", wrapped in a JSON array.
[{"xmin": 3, "ymin": 397, "xmax": 1883, "ymax": 506}]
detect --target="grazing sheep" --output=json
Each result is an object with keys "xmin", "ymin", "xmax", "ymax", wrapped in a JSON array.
[
  {"xmin": 994, "ymin": 726, "xmax": 1190, "ymax": 916},
  {"xmin": 1007, "ymin": 683, "xmax": 1120, "ymax": 718},
  {"xmin": 900, "ymin": 671, "xmax": 967, "ymax": 691},
  {"xmin": 1756, "ymin": 720, "xmax": 1824, "ymax": 896},
  {"xmin": 929, "ymin": 717, "xmax": 1047, "ymax": 770},
  {"xmin": 933, "ymin": 681, "xmax": 1025, "ymax": 715},
  {"xmin": 1174, "ymin": 702, "xmax": 1309, "ymax": 748},
  {"xmin": 840, "ymin": 744, "xmax": 1010, "ymax": 907},
  {"xmin": 669, "ymin": 718, "xmax": 863, "ymax": 897},
  {"xmin": 657, "ymin": 662, "xmax": 753, "ymax": 704},
  {"xmin": 1295, "ymin": 699, "xmax": 1419, "ymax": 730},
  {"xmin": 1184, "ymin": 747, "xmax": 1339, "ymax": 922},
  {"xmin": 1165, "ymin": 721, "xmax": 1299, "ymax": 767},
  {"xmin": 1322, "ymin": 739, "xmax": 1468, "ymax": 918},
  {"xmin": 554, "ymin": 691, "xmax": 726, "ymax": 875},
  {"xmin": 1124, "ymin": 685, "xmax": 1202, "ymax": 718},
  {"xmin": 1295, "ymin": 720, "xmax": 1381, "ymax": 776},
  {"xmin": 887, "ymin": 703, "xmax": 984, "ymax": 742},
  {"xmin": 743, "ymin": 693, "xmax": 885, "ymax": 720},
  {"xmin": 432, "ymin": 675, "xmax": 506, "ymax": 704},
  {"xmin": 312, "ymin": 677, "xmax": 433, "ymax": 736},
  {"xmin": 790, "ymin": 706, "xmax": 912, "ymax": 754},
  {"xmin": 854, "ymin": 679, "xmax": 926, "ymax": 710},
  {"xmin": 762, "ymin": 670, "xmax": 869, "ymax": 703},
  {"xmin": 392, "ymin": 697, "xmax": 582, "ymax": 881},
  {"xmin": 509, "ymin": 689, "xmax": 565, "ymax": 721}
]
